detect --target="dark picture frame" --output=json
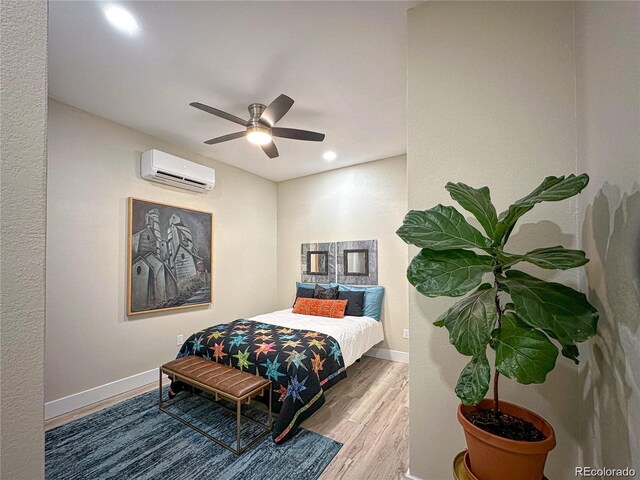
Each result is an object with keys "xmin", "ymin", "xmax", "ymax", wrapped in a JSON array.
[
  {"xmin": 306, "ymin": 250, "xmax": 329, "ymax": 275},
  {"xmin": 343, "ymin": 249, "xmax": 369, "ymax": 276},
  {"xmin": 128, "ymin": 197, "xmax": 213, "ymax": 315},
  {"xmin": 301, "ymin": 242, "xmax": 336, "ymax": 283},
  {"xmin": 337, "ymin": 240, "xmax": 378, "ymax": 285}
]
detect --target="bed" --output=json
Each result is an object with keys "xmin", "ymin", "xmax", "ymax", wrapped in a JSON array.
[
  {"xmin": 250, "ymin": 308, "xmax": 383, "ymax": 368},
  {"xmin": 170, "ymin": 301, "xmax": 384, "ymax": 443}
]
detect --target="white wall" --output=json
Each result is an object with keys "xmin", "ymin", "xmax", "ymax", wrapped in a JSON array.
[
  {"xmin": 277, "ymin": 156, "xmax": 408, "ymax": 353},
  {"xmin": 46, "ymin": 100, "xmax": 278, "ymax": 402},
  {"xmin": 407, "ymin": 3, "xmax": 580, "ymax": 479},
  {"xmin": 0, "ymin": 1, "xmax": 47, "ymax": 478},
  {"xmin": 575, "ymin": 1, "xmax": 640, "ymax": 473}
]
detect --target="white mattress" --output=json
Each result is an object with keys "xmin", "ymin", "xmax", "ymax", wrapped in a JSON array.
[{"xmin": 249, "ymin": 308, "xmax": 384, "ymax": 367}]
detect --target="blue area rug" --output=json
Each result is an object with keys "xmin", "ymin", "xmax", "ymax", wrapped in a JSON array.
[{"xmin": 46, "ymin": 388, "xmax": 342, "ymax": 480}]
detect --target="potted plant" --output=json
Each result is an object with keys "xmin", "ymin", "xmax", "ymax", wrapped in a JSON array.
[{"xmin": 396, "ymin": 174, "xmax": 599, "ymax": 480}]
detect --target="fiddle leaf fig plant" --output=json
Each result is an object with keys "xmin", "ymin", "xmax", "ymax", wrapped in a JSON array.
[{"xmin": 397, "ymin": 174, "xmax": 598, "ymax": 414}]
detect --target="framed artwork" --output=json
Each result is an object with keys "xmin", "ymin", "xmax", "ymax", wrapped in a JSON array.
[
  {"xmin": 128, "ymin": 198, "xmax": 213, "ymax": 315},
  {"xmin": 301, "ymin": 242, "xmax": 336, "ymax": 283},
  {"xmin": 337, "ymin": 240, "xmax": 378, "ymax": 285}
]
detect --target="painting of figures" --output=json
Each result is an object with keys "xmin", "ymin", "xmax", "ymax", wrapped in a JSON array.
[{"xmin": 128, "ymin": 198, "xmax": 212, "ymax": 315}]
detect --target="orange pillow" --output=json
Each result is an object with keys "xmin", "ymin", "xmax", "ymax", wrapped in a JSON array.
[{"xmin": 292, "ymin": 298, "xmax": 348, "ymax": 318}]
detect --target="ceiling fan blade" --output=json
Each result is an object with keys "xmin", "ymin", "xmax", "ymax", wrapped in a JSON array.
[
  {"xmin": 259, "ymin": 94, "xmax": 294, "ymax": 126},
  {"xmin": 272, "ymin": 127, "xmax": 325, "ymax": 142},
  {"xmin": 204, "ymin": 131, "xmax": 246, "ymax": 145},
  {"xmin": 261, "ymin": 141, "xmax": 279, "ymax": 158},
  {"xmin": 190, "ymin": 102, "xmax": 248, "ymax": 127}
]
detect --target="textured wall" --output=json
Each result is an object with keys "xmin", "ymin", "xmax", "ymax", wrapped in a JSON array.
[
  {"xmin": 575, "ymin": 1, "xmax": 640, "ymax": 473},
  {"xmin": 45, "ymin": 100, "xmax": 277, "ymax": 402},
  {"xmin": 277, "ymin": 156, "xmax": 408, "ymax": 352},
  {"xmin": 407, "ymin": 3, "xmax": 580, "ymax": 479},
  {"xmin": 0, "ymin": 1, "xmax": 48, "ymax": 478}
]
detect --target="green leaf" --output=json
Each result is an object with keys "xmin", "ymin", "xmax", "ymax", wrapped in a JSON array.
[
  {"xmin": 502, "ymin": 310, "xmax": 580, "ymax": 363},
  {"xmin": 500, "ymin": 272, "xmax": 587, "ymax": 364},
  {"xmin": 561, "ymin": 344, "xmax": 580, "ymax": 364},
  {"xmin": 498, "ymin": 246, "xmax": 589, "ymax": 271},
  {"xmin": 455, "ymin": 352, "xmax": 491, "ymax": 406},
  {"xmin": 396, "ymin": 205, "xmax": 492, "ymax": 251},
  {"xmin": 445, "ymin": 182, "xmax": 499, "ymax": 240},
  {"xmin": 407, "ymin": 249, "xmax": 495, "ymax": 297},
  {"xmin": 492, "ymin": 326, "xmax": 558, "ymax": 384},
  {"xmin": 435, "ymin": 285, "xmax": 498, "ymax": 356},
  {"xmin": 433, "ymin": 318, "xmax": 445, "ymax": 327},
  {"xmin": 501, "ymin": 311, "xmax": 527, "ymax": 329},
  {"xmin": 494, "ymin": 174, "xmax": 589, "ymax": 243},
  {"xmin": 500, "ymin": 270, "xmax": 599, "ymax": 345},
  {"xmin": 544, "ymin": 329, "xmax": 580, "ymax": 364}
]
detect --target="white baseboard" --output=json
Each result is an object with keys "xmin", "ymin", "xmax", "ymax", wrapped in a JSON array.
[
  {"xmin": 364, "ymin": 347, "xmax": 409, "ymax": 364},
  {"xmin": 404, "ymin": 469, "xmax": 425, "ymax": 480},
  {"xmin": 46, "ymin": 348, "xmax": 409, "ymax": 420},
  {"xmin": 45, "ymin": 368, "xmax": 163, "ymax": 420}
]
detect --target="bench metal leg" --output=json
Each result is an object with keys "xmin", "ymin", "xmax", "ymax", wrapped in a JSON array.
[
  {"xmin": 236, "ymin": 400, "xmax": 242, "ymax": 454},
  {"xmin": 268, "ymin": 387, "xmax": 273, "ymax": 430}
]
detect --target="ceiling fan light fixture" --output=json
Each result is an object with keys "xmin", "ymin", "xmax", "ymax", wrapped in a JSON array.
[{"xmin": 246, "ymin": 126, "xmax": 272, "ymax": 145}]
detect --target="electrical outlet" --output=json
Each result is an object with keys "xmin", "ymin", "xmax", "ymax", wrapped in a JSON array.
[
  {"xmin": 176, "ymin": 334, "xmax": 184, "ymax": 346},
  {"xmin": 403, "ymin": 328, "xmax": 409, "ymax": 339}
]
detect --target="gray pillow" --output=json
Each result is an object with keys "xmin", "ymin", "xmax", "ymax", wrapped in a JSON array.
[{"xmin": 314, "ymin": 284, "xmax": 339, "ymax": 300}]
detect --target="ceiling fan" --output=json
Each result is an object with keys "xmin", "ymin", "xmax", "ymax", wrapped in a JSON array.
[{"xmin": 190, "ymin": 94, "xmax": 325, "ymax": 159}]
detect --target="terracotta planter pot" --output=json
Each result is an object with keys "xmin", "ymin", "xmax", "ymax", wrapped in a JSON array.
[{"xmin": 457, "ymin": 399, "xmax": 556, "ymax": 480}]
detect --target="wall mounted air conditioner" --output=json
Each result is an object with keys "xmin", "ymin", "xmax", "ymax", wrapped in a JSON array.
[{"xmin": 141, "ymin": 149, "xmax": 215, "ymax": 192}]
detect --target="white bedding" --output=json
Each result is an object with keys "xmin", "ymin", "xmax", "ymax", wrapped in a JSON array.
[{"xmin": 249, "ymin": 308, "xmax": 384, "ymax": 367}]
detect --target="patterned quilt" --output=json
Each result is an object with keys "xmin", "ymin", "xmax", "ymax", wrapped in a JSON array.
[{"xmin": 171, "ymin": 319, "xmax": 347, "ymax": 443}]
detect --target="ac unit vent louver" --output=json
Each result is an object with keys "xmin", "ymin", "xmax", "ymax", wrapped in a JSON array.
[{"xmin": 141, "ymin": 150, "xmax": 215, "ymax": 192}]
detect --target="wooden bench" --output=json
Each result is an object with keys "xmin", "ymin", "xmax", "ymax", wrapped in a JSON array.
[{"xmin": 159, "ymin": 356, "xmax": 272, "ymax": 454}]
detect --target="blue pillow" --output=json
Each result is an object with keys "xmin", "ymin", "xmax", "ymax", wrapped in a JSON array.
[
  {"xmin": 296, "ymin": 282, "xmax": 336, "ymax": 290},
  {"xmin": 336, "ymin": 284, "xmax": 384, "ymax": 321}
]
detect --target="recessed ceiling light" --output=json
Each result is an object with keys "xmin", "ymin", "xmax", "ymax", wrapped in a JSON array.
[
  {"xmin": 104, "ymin": 5, "xmax": 140, "ymax": 35},
  {"xmin": 323, "ymin": 151, "xmax": 337, "ymax": 161}
]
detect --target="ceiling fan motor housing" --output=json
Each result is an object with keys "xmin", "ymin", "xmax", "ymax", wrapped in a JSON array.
[
  {"xmin": 246, "ymin": 103, "xmax": 272, "ymax": 145},
  {"xmin": 248, "ymin": 103, "xmax": 268, "ymax": 124}
]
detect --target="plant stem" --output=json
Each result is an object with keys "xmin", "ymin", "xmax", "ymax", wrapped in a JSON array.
[
  {"xmin": 493, "ymin": 371, "xmax": 500, "ymax": 418},
  {"xmin": 493, "ymin": 269, "xmax": 503, "ymax": 419}
]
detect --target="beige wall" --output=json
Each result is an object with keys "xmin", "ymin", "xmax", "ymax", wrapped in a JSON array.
[
  {"xmin": 0, "ymin": 1, "xmax": 47, "ymax": 478},
  {"xmin": 407, "ymin": 3, "xmax": 581, "ymax": 479},
  {"xmin": 277, "ymin": 156, "xmax": 408, "ymax": 353},
  {"xmin": 575, "ymin": 1, "xmax": 640, "ymax": 473},
  {"xmin": 45, "ymin": 100, "xmax": 277, "ymax": 402}
]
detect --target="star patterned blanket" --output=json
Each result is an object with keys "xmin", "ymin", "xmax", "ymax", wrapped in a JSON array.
[{"xmin": 171, "ymin": 319, "xmax": 347, "ymax": 443}]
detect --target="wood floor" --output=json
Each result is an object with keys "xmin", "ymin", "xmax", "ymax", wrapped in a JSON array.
[
  {"xmin": 307, "ymin": 356, "xmax": 409, "ymax": 480},
  {"xmin": 45, "ymin": 356, "xmax": 409, "ymax": 480}
]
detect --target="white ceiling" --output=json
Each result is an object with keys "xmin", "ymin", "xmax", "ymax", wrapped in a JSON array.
[{"xmin": 49, "ymin": 1, "xmax": 415, "ymax": 182}]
